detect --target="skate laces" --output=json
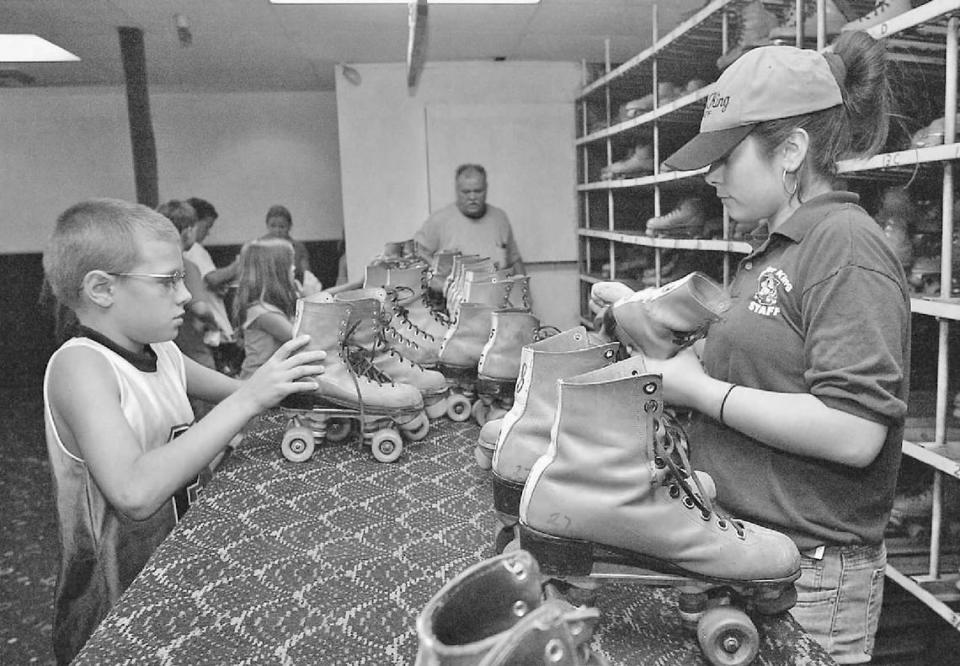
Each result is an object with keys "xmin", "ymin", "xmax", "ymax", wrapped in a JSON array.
[
  {"xmin": 384, "ymin": 326, "xmax": 423, "ymax": 352},
  {"xmin": 335, "ymin": 319, "xmax": 370, "ymax": 426},
  {"xmin": 375, "ymin": 326, "xmax": 426, "ymax": 371},
  {"xmin": 390, "ymin": 286, "xmax": 447, "ymax": 336},
  {"xmin": 386, "ymin": 301, "xmax": 429, "ymax": 339},
  {"xmin": 654, "ymin": 415, "xmax": 744, "ymax": 538},
  {"xmin": 669, "ymin": 323, "xmax": 711, "ymax": 351},
  {"xmin": 341, "ymin": 320, "xmax": 399, "ymax": 386}
]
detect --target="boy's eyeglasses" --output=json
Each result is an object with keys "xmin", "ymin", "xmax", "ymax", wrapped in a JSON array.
[{"xmin": 108, "ymin": 270, "xmax": 186, "ymax": 290}]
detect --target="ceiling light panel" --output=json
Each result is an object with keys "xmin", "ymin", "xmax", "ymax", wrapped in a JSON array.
[
  {"xmin": 0, "ymin": 34, "xmax": 80, "ymax": 62},
  {"xmin": 270, "ymin": 1, "xmax": 540, "ymax": 5}
]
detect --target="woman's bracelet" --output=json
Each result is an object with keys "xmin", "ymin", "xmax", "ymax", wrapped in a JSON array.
[{"xmin": 719, "ymin": 383, "xmax": 738, "ymax": 425}]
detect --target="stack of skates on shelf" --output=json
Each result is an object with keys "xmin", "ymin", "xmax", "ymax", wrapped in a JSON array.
[{"xmin": 470, "ymin": 272, "xmax": 803, "ymax": 666}]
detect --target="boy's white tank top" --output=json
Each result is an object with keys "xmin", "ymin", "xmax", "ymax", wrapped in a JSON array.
[{"xmin": 43, "ymin": 337, "xmax": 196, "ymax": 660}]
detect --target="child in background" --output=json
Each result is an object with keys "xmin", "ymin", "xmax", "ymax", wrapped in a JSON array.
[
  {"xmin": 42, "ymin": 199, "xmax": 325, "ymax": 664},
  {"xmin": 234, "ymin": 238, "xmax": 299, "ymax": 379},
  {"xmin": 158, "ymin": 199, "xmax": 218, "ymax": 371}
]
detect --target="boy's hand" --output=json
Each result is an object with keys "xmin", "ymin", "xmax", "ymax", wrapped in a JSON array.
[{"xmin": 235, "ymin": 335, "xmax": 326, "ymax": 414}]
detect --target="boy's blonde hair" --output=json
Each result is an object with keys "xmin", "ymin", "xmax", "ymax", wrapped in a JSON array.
[{"xmin": 43, "ymin": 198, "xmax": 179, "ymax": 309}]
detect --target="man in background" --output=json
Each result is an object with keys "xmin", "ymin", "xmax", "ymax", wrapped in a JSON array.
[{"xmin": 414, "ymin": 164, "xmax": 525, "ymax": 275}]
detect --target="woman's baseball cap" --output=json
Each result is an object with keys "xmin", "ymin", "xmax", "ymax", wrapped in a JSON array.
[{"xmin": 663, "ymin": 46, "xmax": 843, "ymax": 172}]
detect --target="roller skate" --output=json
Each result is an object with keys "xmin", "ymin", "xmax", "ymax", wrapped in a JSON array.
[
  {"xmin": 600, "ymin": 271, "xmax": 730, "ymax": 359},
  {"xmin": 716, "ymin": 0, "xmax": 777, "ymax": 72},
  {"xmin": 437, "ymin": 253, "xmax": 480, "ymax": 308},
  {"xmin": 450, "ymin": 270, "xmax": 514, "ymax": 320},
  {"xmin": 517, "ymin": 357, "xmax": 801, "ymax": 666},
  {"xmin": 333, "ymin": 288, "xmax": 450, "ymax": 422},
  {"xmin": 445, "ymin": 255, "xmax": 494, "ymax": 312},
  {"xmin": 278, "ymin": 298, "xmax": 427, "ymax": 463},
  {"xmin": 887, "ymin": 483, "xmax": 933, "ymax": 541},
  {"xmin": 414, "ymin": 548, "xmax": 604, "ymax": 666},
  {"xmin": 502, "ymin": 274, "xmax": 532, "ymax": 311},
  {"xmin": 473, "ymin": 310, "xmax": 556, "ymax": 427},
  {"xmin": 380, "ymin": 287, "xmax": 446, "ymax": 369},
  {"xmin": 371, "ymin": 239, "xmax": 427, "ymax": 270},
  {"xmin": 767, "ymin": 0, "xmax": 847, "ymax": 46},
  {"xmin": 485, "ymin": 327, "xmax": 618, "ymax": 541},
  {"xmin": 475, "ymin": 325, "xmax": 615, "ymax": 471},
  {"xmin": 364, "ymin": 262, "xmax": 390, "ymax": 289},
  {"xmin": 426, "ymin": 250, "xmax": 460, "ymax": 308},
  {"xmin": 388, "ymin": 264, "xmax": 454, "ymax": 342},
  {"xmin": 437, "ymin": 302, "xmax": 495, "ymax": 422},
  {"xmin": 279, "ymin": 398, "xmax": 410, "ymax": 464}
]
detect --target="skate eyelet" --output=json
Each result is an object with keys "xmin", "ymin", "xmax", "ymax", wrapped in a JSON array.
[
  {"xmin": 512, "ymin": 599, "xmax": 530, "ymax": 617},
  {"xmin": 653, "ymin": 456, "xmax": 665, "ymax": 468},
  {"xmin": 717, "ymin": 518, "xmax": 728, "ymax": 530},
  {"xmin": 669, "ymin": 485, "xmax": 680, "ymax": 498},
  {"xmin": 643, "ymin": 382, "xmax": 657, "ymax": 394},
  {"xmin": 545, "ymin": 639, "xmax": 565, "ymax": 661},
  {"xmin": 682, "ymin": 496, "xmax": 695, "ymax": 509},
  {"xmin": 700, "ymin": 509, "xmax": 711, "ymax": 521}
]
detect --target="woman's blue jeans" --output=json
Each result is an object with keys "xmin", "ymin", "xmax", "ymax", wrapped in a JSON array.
[{"xmin": 790, "ymin": 543, "xmax": 887, "ymax": 664}]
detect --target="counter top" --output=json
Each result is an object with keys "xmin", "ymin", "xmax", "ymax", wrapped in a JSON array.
[{"xmin": 76, "ymin": 412, "xmax": 834, "ymax": 665}]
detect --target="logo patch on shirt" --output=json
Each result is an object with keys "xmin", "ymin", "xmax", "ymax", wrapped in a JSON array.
[
  {"xmin": 169, "ymin": 423, "xmax": 204, "ymax": 522},
  {"xmin": 749, "ymin": 267, "xmax": 792, "ymax": 317}
]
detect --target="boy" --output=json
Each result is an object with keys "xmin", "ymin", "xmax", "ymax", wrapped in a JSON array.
[{"xmin": 41, "ymin": 198, "xmax": 325, "ymax": 664}]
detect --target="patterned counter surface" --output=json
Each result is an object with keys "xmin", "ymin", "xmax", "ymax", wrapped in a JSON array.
[{"xmin": 76, "ymin": 413, "xmax": 835, "ymax": 665}]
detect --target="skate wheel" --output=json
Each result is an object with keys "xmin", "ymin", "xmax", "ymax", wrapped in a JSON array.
[
  {"xmin": 471, "ymin": 399, "xmax": 491, "ymax": 426},
  {"xmin": 424, "ymin": 397, "xmax": 448, "ymax": 420},
  {"xmin": 752, "ymin": 584, "xmax": 797, "ymax": 616},
  {"xmin": 446, "ymin": 393, "xmax": 472, "ymax": 422},
  {"xmin": 370, "ymin": 429, "xmax": 403, "ymax": 463},
  {"xmin": 487, "ymin": 404, "xmax": 509, "ymax": 422},
  {"xmin": 474, "ymin": 445, "xmax": 493, "ymax": 470},
  {"xmin": 281, "ymin": 426, "xmax": 316, "ymax": 463},
  {"xmin": 494, "ymin": 525, "xmax": 516, "ymax": 554},
  {"xmin": 696, "ymin": 606, "xmax": 759, "ymax": 666},
  {"xmin": 402, "ymin": 412, "xmax": 430, "ymax": 442},
  {"xmin": 325, "ymin": 418, "xmax": 353, "ymax": 443}
]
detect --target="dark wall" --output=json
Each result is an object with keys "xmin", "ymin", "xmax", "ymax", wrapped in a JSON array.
[
  {"xmin": 0, "ymin": 240, "xmax": 341, "ymax": 389},
  {"xmin": 205, "ymin": 240, "xmax": 341, "ymax": 290}
]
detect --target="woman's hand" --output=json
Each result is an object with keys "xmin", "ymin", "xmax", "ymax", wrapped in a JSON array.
[{"xmin": 635, "ymin": 346, "xmax": 709, "ymax": 409}]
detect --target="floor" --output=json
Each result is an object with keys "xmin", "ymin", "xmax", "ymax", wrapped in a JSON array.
[
  {"xmin": 3, "ymin": 381, "xmax": 960, "ymax": 665},
  {"xmin": 1, "ymin": 386, "xmax": 57, "ymax": 665}
]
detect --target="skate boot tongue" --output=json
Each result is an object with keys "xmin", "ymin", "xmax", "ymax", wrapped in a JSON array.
[{"xmin": 608, "ymin": 272, "xmax": 730, "ymax": 358}]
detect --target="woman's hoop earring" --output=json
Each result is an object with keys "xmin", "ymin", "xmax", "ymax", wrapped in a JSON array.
[{"xmin": 782, "ymin": 168, "xmax": 799, "ymax": 197}]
